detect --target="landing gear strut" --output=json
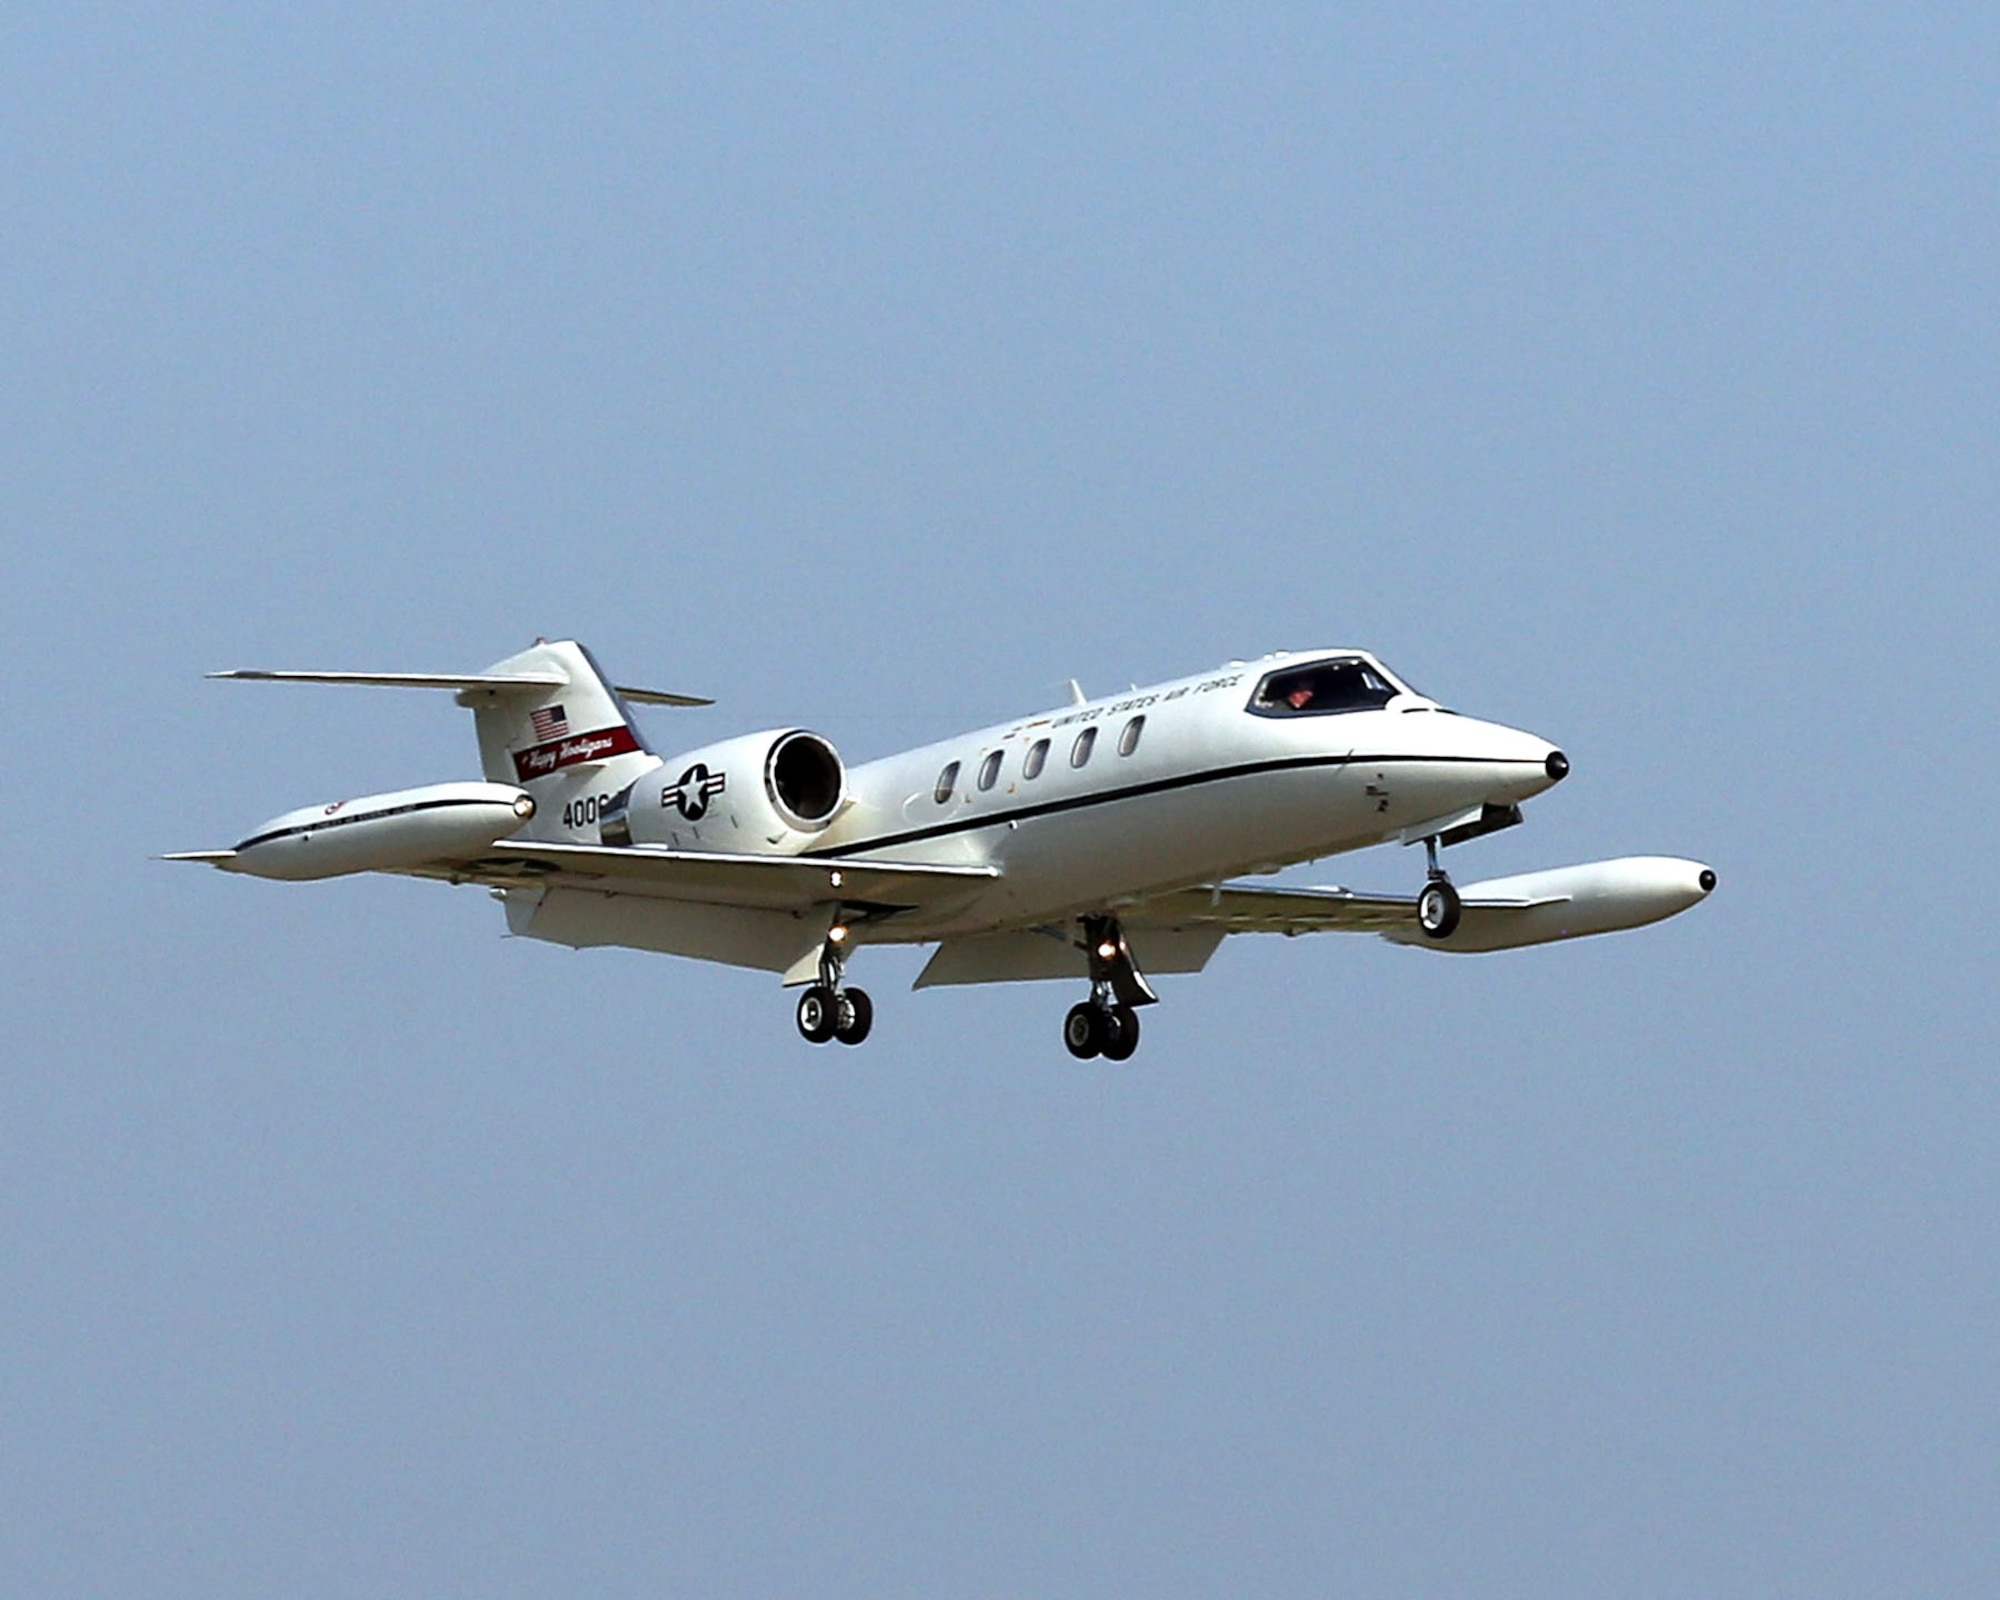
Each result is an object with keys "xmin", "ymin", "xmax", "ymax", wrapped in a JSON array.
[
  {"xmin": 1417, "ymin": 834, "xmax": 1462, "ymax": 940},
  {"xmin": 795, "ymin": 930, "xmax": 872, "ymax": 1046},
  {"xmin": 1062, "ymin": 915, "xmax": 1155, "ymax": 1061}
]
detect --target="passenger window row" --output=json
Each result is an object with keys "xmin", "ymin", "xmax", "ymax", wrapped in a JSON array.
[{"xmin": 935, "ymin": 715, "xmax": 1145, "ymax": 803}]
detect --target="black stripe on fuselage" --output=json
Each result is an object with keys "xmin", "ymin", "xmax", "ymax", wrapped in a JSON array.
[
  {"xmin": 806, "ymin": 752, "xmax": 1541, "ymax": 860},
  {"xmin": 234, "ymin": 796, "xmax": 498, "ymax": 853}
]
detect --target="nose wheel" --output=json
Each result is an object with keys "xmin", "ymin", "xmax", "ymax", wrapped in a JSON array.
[
  {"xmin": 1416, "ymin": 835, "xmax": 1463, "ymax": 940},
  {"xmin": 1417, "ymin": 880, "xmax": 1461, "ymax": 938}
]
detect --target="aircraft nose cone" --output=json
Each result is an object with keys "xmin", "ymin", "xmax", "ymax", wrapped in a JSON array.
[{"xmin": 1544, "ymin": 749, "xmax": 1570, "ymax": 782}]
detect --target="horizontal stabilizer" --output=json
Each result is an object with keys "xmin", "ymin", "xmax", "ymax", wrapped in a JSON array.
[
  {"xmin": 614, "ymin": 685, "xmax": 715, "ymax": 707},
  {"xmin": 209, "ymin": 668, "xmax": 712, "ymax": 706},
  {"xmin": 210, "ymin": 669, "xmax": 569, "ymax": 691}
]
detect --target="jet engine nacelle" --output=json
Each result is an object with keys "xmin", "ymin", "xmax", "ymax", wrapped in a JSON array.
[
  {"xmin": 607, "ymin": 728, "xmax": 846, "ymax": 852},
  {"xmin": 1385, "ymin": 856, "xmax": 1717, "ymax": 952},
  {"xmin": 229, "ymin": 781, "xmax": 536, "ymax": 881}
]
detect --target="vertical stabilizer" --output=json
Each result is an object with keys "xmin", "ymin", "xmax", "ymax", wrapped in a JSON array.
[{"xmin": 459, "ymin": 641, "xmax": 662, "ymax": 837}]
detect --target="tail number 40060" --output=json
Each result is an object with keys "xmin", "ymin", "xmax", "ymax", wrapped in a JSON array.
[{"xmin": 562, "ymin": 793, "xmax": 615, "ymax": 830}]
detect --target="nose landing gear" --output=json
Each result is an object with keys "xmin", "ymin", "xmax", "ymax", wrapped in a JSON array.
[
  {"xmin": 795, "ymin": 930, "xmax": 873, "ymax": 1046},
  {"xmin": 1416, "ymin": 834, "xmax": 1462, "ymax": 940},
  {"xmin": 1062, "ymin": 914, "xmax": 1156, "ymax": 1061}
]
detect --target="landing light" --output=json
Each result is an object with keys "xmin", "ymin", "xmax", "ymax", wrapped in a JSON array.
[
  {"xmin": 828, "ymin": 925, "xmax": 849, "ymax": 944},
  {"xmin": 1096, "ymin": 940, "xmax": 1118, "ymax": 960}
]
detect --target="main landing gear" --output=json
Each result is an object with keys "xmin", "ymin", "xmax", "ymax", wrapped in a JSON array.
[
  {"xmin": 1416, "ymin": 834, "xmax": 1462, "ymax": 940},
  {"xmin": 795, "ymin": 931, "xmax": 873, "ymax": 1046},
  {"xmin": 1062, "ymin": 914, "xmax": 1158, "ymax": 1063}
]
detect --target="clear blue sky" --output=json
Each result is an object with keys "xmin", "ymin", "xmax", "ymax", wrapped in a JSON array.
[{"xmin": 4, "ymin": 7, "xmax": 1996, "ymax": 1596}]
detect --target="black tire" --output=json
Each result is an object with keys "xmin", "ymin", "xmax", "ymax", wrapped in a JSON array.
[
  {"xmin": 1417, "ymin": 878, "xmax": 1462, "ymax": 940},
  {"xmin": 834, "ymin": 987, "xmax": 874, "ymax": 1046},
  {"xmin": 796, "ymin": 984, "xmax": 838, "ymax": 1044},
  {"xmin": 1100, "ymin": 1005, "xmax": 1140, "ymax": 1061},
  {"xmin": 1063, "ymin": 1001, "xmax": 1104, "ymax": 1060}
]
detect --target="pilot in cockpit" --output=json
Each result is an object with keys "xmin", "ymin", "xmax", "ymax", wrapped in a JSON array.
[{"xmin": 1255, "ymin": 658, "xmax": 1400, "ymax": 716}]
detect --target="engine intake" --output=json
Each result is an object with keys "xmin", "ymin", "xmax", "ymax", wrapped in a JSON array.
[{"xmin": 768, "ymin": 730, "xmax": 843, "ymax": 829}]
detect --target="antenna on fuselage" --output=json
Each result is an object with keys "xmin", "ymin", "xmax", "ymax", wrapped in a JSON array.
[{"xmin": 1067, "ymin": 679, "xmax": 1087, "ymax": 706}]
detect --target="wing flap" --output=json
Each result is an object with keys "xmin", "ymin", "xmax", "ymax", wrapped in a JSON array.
[
  {"xmin": 1125, "ymin": 882, "xmax": 1419, "ymax": 935},
  {"xmin": 1123, "ymin": 880, "xmax": 1567, "ymax": 937},
  {"xmin": 397, "ymin": 840, "xmax": 998, "ymax": 915},
  {"xmin": 914, "ymin": 926, "xmax": 1225, "ymax": 988}
]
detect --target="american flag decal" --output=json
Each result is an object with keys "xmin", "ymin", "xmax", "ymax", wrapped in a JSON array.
[{"xmin": 530, "ymin": 705, "xmax": 569, "ymax": 742}]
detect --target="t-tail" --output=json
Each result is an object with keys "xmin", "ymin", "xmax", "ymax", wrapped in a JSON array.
[
  {"xmin": 196, "ymin": 639, "xmax": 711, "ymax": 854},
  {"xmin": 460, "ymin": 640, "xmax": 669, "ymax": 838}
]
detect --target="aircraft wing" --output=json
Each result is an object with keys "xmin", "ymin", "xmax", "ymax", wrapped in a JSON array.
[
  {"xmin": 395, "ymin": 841, "xmax": 998, "ymax": 915},
  {"xmin": 1122, "ymin": 859, "xmax": 1704, "ymax": 954}
]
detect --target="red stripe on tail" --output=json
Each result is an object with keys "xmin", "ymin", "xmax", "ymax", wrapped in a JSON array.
[{"xmin": 511, "ymin": 725, "xmax": 641, "ymax": 780}]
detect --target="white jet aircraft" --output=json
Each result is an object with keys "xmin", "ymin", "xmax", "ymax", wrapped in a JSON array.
[{"xmin": 170, "ymin": 639, "xmax": 1714, "ymax": 1058}]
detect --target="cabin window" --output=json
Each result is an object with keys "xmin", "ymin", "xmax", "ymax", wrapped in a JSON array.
[
  {"xmin": 978, "ymin": 749, "xmax": 1003, "ymax": 791},
  {"xmin": 1071, "ymin": 726, "xmax": 1097, "ymax": 768},
  {"xmin": 1249, "ymin": 658, "xmax": 1399, "ymax": 717},
  {"xmin": 1118, "ymin": 715, "xmax": 1145, "ymax": 757},
  {"xmin": 934, "ymin": 761, "xmax": 960, "ymax": 804},
  {"xmin": 1024, "ymin": 738, "xmax": 1050, "ymax": 780}
]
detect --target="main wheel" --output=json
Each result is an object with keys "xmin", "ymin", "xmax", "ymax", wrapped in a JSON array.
[
  {"xmin": 1417, "ymin": 878, "xmax": 1462, "ymax": 940},
  {"xmin": 796, "ymin": 984, "xmax": 838, "ymax": 1043},
  {"xmin": 1100, "ymin": 1005, "xmax": 1141, "ymax": 1061},
  {"xmin": 834, "ymin": 987, "xmax": 874, "ymax": 1046},
  {"xmin": 1063, "ymin": 1001, "xmax": 1104, "ymax": 1060}
]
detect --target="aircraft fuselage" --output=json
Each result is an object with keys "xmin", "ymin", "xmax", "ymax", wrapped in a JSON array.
[{"xmin": 767, "ymin": 651, "xmax": 1564, "ymax": 941}]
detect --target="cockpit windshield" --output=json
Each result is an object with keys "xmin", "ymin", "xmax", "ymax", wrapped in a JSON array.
[{"xmin": 1249, "ymin": 657, "xmax": 1401, "ymax": 717}]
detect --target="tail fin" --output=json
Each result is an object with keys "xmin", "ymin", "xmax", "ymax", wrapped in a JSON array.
[{"xmin": 461, "ymin": 640, "xmax": 665, "ymax": 836}]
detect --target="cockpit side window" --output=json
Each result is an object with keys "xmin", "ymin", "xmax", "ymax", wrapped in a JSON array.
[{"xmin": 1249, "ymin": 658, "xmax": 1399, "ymax": 717}]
